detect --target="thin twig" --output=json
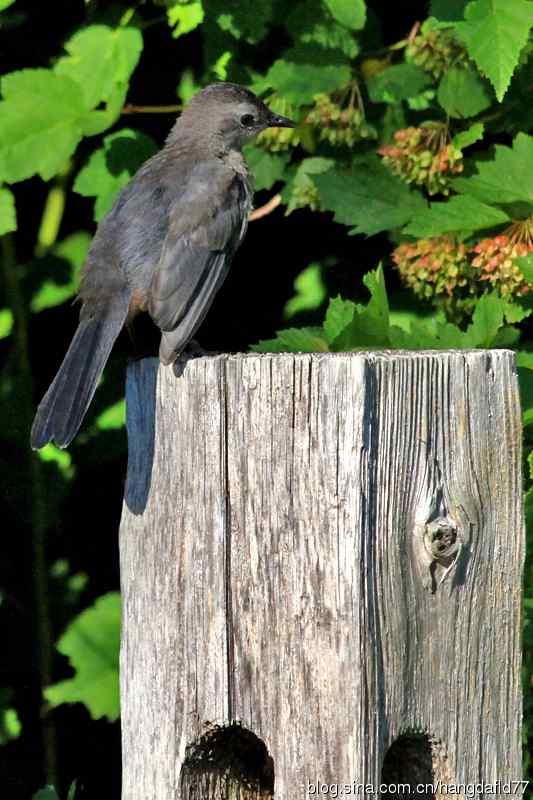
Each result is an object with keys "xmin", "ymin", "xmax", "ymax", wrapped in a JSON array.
[
  {"xmin": 406, "ymin": 20, "xmax": 421, "ymax": 45},
  {"xmin": 249, "ymin": 194, "xmax": 282, "ymax": 221},
  {"xmin": 122, "ymin": 103, "xmax": 182, "ymax": 115}
]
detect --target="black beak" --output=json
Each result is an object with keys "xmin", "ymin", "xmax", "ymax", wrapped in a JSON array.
[{"xmin": 267, "ymin": 112, "xmax": 296, "ymax": 128}]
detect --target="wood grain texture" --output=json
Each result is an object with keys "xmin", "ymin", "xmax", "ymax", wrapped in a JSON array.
[{"xmin": 119, "ymin": 351, "xmax": 524, "ymax": 800}]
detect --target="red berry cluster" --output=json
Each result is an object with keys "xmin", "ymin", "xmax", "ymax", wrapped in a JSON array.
[
  {"xmin": 392, "ymin": 233, "xmax": 533, "ymax": 321},
  {"xmin": 392, "ymin": 236, "xmax": 471, "ymax": 305},
  {"xmin": 378, "ymin": 125, "xmax": 463, "ymax": 196},
  {"xmin": 471, "ymin": 236, "xmax": 533, "ymax": 297}
]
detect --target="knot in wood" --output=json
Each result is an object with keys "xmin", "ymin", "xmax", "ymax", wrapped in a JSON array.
[{"xmin": 424, "ymin": 517, "xmax": 459, "ymax": 565}]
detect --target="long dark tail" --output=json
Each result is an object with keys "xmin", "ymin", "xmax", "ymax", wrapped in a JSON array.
[{"xmin": 31, "ymin": 299, "xmax": 129, "ymax": 449}]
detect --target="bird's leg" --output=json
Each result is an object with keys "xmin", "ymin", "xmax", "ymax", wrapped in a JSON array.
[{"xmin": 172, "ymin": 339, "xmax": 211, "ymax": 377}]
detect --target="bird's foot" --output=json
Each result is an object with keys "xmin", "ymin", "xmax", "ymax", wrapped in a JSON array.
[{"xmin": 173, "ymin": 339, "xmax": 211, "ymax": 377}]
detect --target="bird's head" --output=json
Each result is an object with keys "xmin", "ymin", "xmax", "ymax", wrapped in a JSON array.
[{"xmin": 172, "ymin": 82, "xmax": 296, "ymax": 152}]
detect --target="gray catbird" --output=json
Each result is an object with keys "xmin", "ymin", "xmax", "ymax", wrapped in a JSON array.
[{"xmin": 31, "ymin": 83, "xmax": 295, "ymax": 449}]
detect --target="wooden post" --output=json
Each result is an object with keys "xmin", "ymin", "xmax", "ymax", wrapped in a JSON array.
[{"xmin": 119, "ymin": 352, "xmax": 524, "ymax": 800}]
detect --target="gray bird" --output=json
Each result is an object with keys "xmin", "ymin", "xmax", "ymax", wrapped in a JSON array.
[{"xmin": 31, "ymin": 82, "xmax": 295, "ymax": 449}]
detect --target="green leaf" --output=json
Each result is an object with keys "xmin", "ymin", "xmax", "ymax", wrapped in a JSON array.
[
  {"xmin": 403, "ymin": 195, "xmax": 510, "ymax": 237},
  {"xmin": 323, "ymin": 296, "xmax": 356, "ymax": 344},
  {"xmin": 243, "ymin": 146, "xmax": 289, "ymax": 191},
  {"xmin": 406, "ymin": 88, "xmax": 437, "ymax": 112},
  {"xmin": 284, "ymin": 264, "xmax": 327, "ymax": 318},
  {"xmin": 0, "ymin": 0, "xmax": 16, "ymax": 9},
  {"xmin": 314, "ymin": 155, "xmax": 426, "ymax": 236},
  {"xmin": 437, "ymin": 66, "xmax": 492, "ymax": 117},
  {"xmin": 287, "ymin": 2, "xmax": 359, "ymax": 58},
  {"xmin": 389, "ymin": 316, "xmax": 466, "ymax": 349},
  {"xmin": 37, "ymin": 444, "xmax": 75, "ymax": 481},
  {"xmin": 516, "ymin": 351, "xmax": 533, "ymax": 369},
  {"xmin": 0, "ymin": 702, "xmax": 21, "ymax": 745},
  {"xmin": 0, "ymin": 186, "xmax": 16, "ymax": 234},
  {"xmin": 31, "ymin": 232, "xmax": 91, "ymax": 312},
  {"xmin": 452, "ymin": 133, "xmax": 533, "ymax": 204},
  {"xmin": 168, "ymin": 2, "xmax": 204, "ymax": 37},
  {"xmin": 0, "ymin": 69, "xmax": 88, "ymax": 182},
  {"xmin": 204, "ymin": 0, "xmax": 274, "ymax": 43},
  {"xmin": 516, "ymin": 254, "xmax": 533, "ymax": 286},
  {"xmin": 177, "ymin": 69, "xmax": 200, "ymax": 104},
  {"xmin": 74, "ymin": 129, "xmax": 157, "ymax": 221},
  {"xmin": 491, "ymin": 325, "xmax": 520, "ymax": 347},
  {"xmin": 452, "ymin": 121, "xmax": 484, "ymax": 149},
  {"xmin": 32, "ymin": 788, "xmax": 60, "ymax": 800},
  {"xmin": 258, "ymin": 46, "xmax": 351, "ymax": 104},
  {"xmin": 430, "ymin": 0, "xmax": 468, "ymax": 20},
  {"xmin": 0, "ymin": 308, "xmax": 13, "ymax": 339},
  {"xmin": 454, "ymin": 0, "xmax": 533, "ymax": 101},
  {"xmin": 388, "ymin": 300, "xmax": 511, "ymax": 350},
  {"xmin": 95, "ymin": 399, "xmax": 126, "ymax": 431},
  {"xmin": 44, "ymin": 592, "xmax": 120, "ymax": 721},
  {"xmin": 367, "ymin": 64, "xmax": 431, "ymax": 104},
  {"xmin": 331, "ymin": 265, "xmax": 390, "ymax": 350},
  {"xmin": 322, "ymin": 0, "xmax": 366, "ymax": 30},
  {"xmin": 79, "ymin": 81, "xmax": 128, "ymax": 138},
  {"xmin": 277, "ymin": 327, "xmax": 328, "ymax": 351},
  {"xmin": 463, "ymin": 292, "xmax": 505, "ymax": 346},
  {"xmin": 381, "ymin": 103, "xmax": 408, "ymax": 145},
  {"xmin": 212, "ymin": 51, "xmax": 232, "ymax": 80},
  {"xmin": 501, "ymin": 296, "xmax": 532, "ymax": 322},
  {"xmin": 518, "ymin": 365, "xmax": 533, "ymax": 426},
  {"xmin": 55, "ymin": 25, "xmax": 143, "ymax": 110},
  {"xmin": 284, "ymin": 156, "xmax": 335, "ymax": 213},
  {"xmin": 527, "ymin": 447, "xmax": 533, "ymax": 479},
  {"xmin": 251, "ymin": 326, "xmax": 328, "ymax": 352}
]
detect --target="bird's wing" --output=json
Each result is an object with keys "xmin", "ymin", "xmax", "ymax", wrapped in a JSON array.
[{"xmin": 148, "ymin": 164, "xmax": 251, "ymax": 364}]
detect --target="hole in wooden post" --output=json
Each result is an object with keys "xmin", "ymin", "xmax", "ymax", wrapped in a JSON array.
[
  {"xmin": 179, "ymin": 722, "xmax": 274, "ymax": 799},
  {"xmin": 381, "ymin": 733, "xmax": 451, "ymax": 798}
]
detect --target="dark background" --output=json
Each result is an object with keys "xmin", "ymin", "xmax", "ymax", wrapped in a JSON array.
[{"xmin": 0, "ymin": 2, "xmax": 445, "ymax": 797}]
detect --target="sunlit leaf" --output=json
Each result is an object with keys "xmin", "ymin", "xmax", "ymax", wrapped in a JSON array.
[
  {"xmin": 37, "ymin": 444, "xmax": 75, "ymax": 480},
  {"xmin": 44, "ymin": 593, "xmax": 120, "ymax": 721},
  {"xmin": 95, "ymin": 399, "xmax": 126, "ymax": 431},
  {"xmin": 0, "ymin": 308, "xmax": 13, "ymax": 339},
  {"xmin": 167, "ymin": 2, "xmax": 204, "ymax": 37},
  {"xmin": 322, "ymin": 0, "xmax": 366, "ymax": 30},
  {"xmin": 284, "ymin": 263, "xmax": 327, "ymax": 318},
  {"xmin": 454, "ymin": 0, "xmax": 533, "ymax": 101}
]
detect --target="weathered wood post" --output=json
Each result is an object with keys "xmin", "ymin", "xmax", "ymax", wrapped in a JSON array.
[{"xmin": 119, "ymin": 351, "xmax": 524, "ymax": 800}]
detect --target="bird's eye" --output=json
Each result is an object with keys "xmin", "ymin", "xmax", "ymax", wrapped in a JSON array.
[{"xmin": 240, "ymin": 113, "xmax": 255, "ymax": 127}]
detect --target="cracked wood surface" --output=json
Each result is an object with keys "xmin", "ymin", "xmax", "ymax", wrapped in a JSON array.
[{"xmin": 119, "ymin": 351, "xmax": 524, "ymax": 800}]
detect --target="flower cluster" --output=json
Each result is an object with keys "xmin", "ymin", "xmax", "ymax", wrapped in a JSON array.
[
  {"xmin": 306, "ymin": 92, "xmax": 376, "ymax": 147},
  {"xmin": 393, "ymin": 236, "xmax": 471, "ymax": 300},
  {"xmin": 378, "ymin": 125, "xmax": 463, "ymax": 195},
  {"xmin": 405, "ymin": 20, "xmax": 469, "ymax": 80},
  {"xmin": 256, "ymin": 95, "xmax": 301, "ymax": 151},
  {"xmin": 471, "ymin": 236, "xmax": 533, "ymax": 297},
  {"xmin": 393, "ymin": 234, "xmax": 533, "ymax": 321}
]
